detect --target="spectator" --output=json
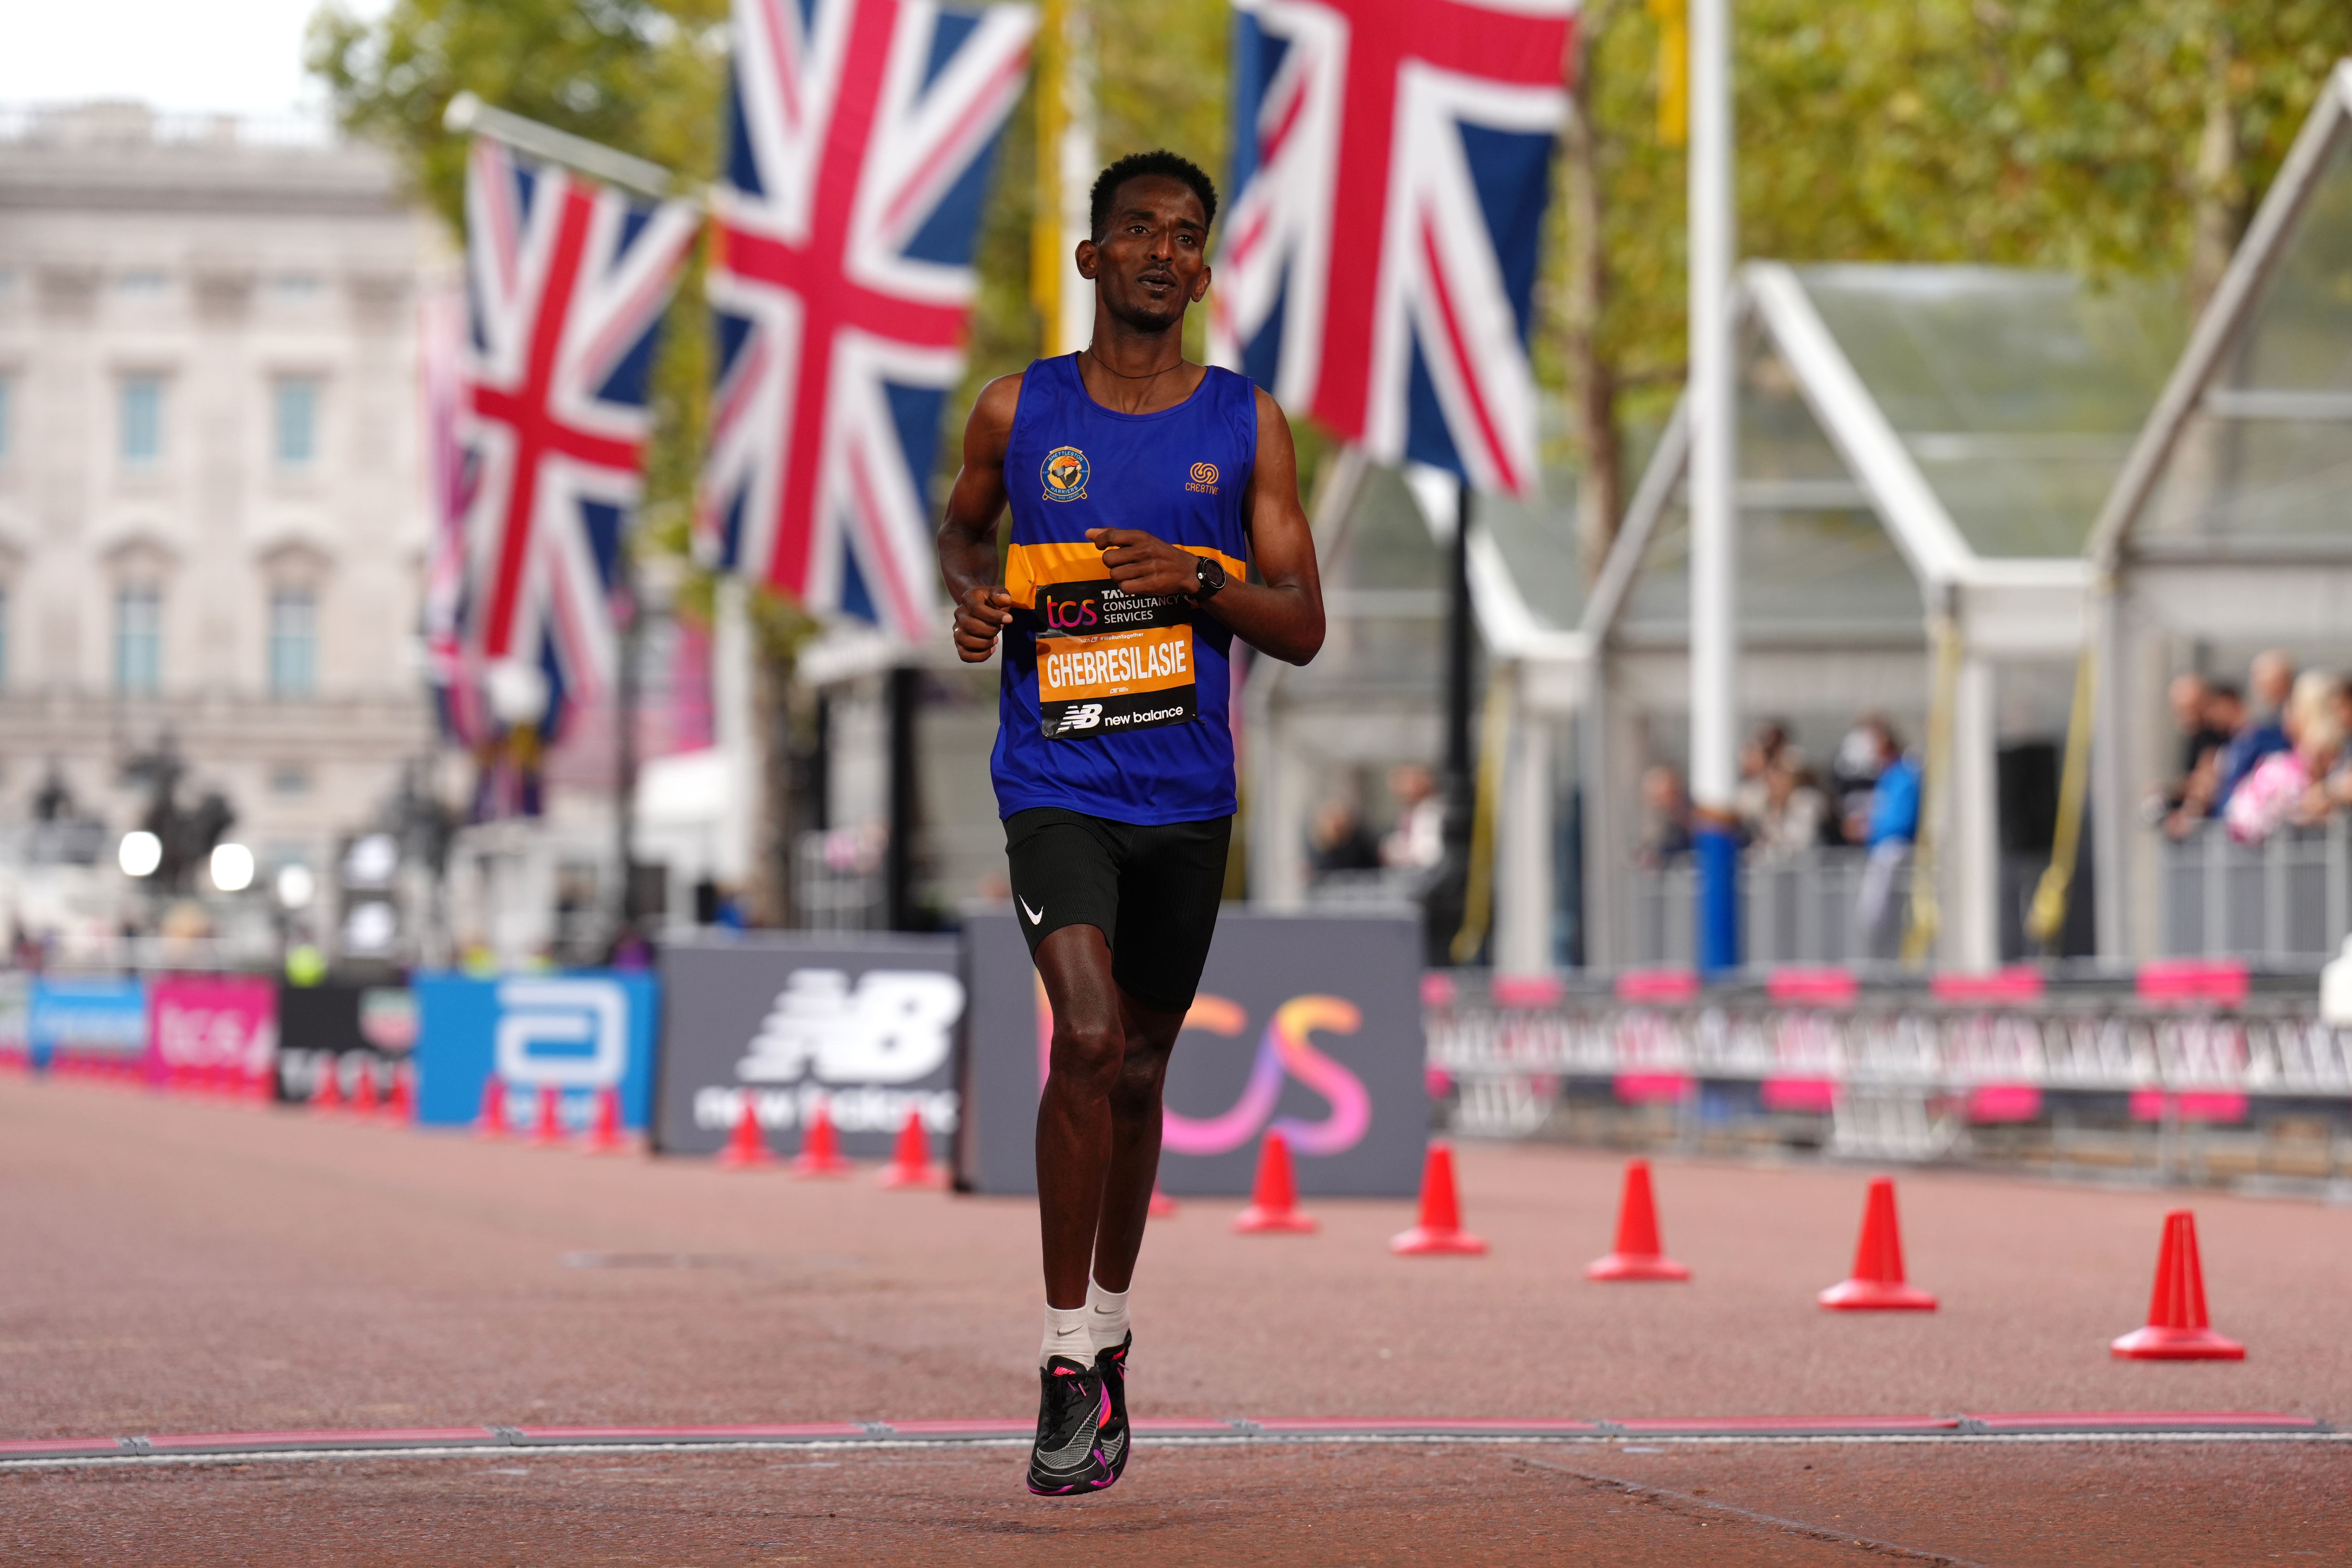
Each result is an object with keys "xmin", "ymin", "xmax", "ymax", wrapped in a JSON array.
[
  {"xmin": 1830, "ymin": 714, "xmax": 1893, "ymax": 844},
  {"xmin": 2214, "ymin": 650, "xmax": 2295, "ymax": 811},
  {"xmin": 1748, "ymin": 757, "xmax": 1832, "ymax": 859},
  {"xmin": 2154, "ymin": 677, "xmax": 2241, "ymax": 838},
  {"xmin": 1309, "ymin": 800, "xmax": 1381, "ymax": 875},
  {"xmin": 1635, "ymin": 764, "xmax": 1694, "ymax": 867},
  {"xmin": 1853, "ymin": 722, "xmax": 1922, "ymax": 947},
  {"xmin": 2227, "ymin": 672, "xmax": 2345, "ymax": 843},
  {"xmin": 1380, "ymin": 765, "xmax": 1445, "ymax": 871},
  {"xmin": 1734, "ymin": 720, "xmax": 1793, "ymax": 838}
]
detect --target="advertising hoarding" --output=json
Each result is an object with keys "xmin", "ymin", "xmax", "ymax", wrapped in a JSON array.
[
  {"xmin": 147, "ymin": 975, "xmax": 277, "ymax": 1085},
  {"xmin": 652, "ymin": 934, "xmax": 963, "ymax": 1158},
  {"xmin": 957, "ymin": 910, "xmax": 1428, "ymax": 1196},
  {"xmin": 277, "ymin": 982, "xmax": 418, "ymax": 1104},
  {"xmin": 30, "ymin": 976, "xmax": 149, "ymax": 1070},
  {"xmin": 412, "ymin": 972, "xmax": 657, "ymax": 1131}
]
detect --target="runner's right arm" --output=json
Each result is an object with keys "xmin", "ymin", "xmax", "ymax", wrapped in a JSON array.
[{"xmin": 939, "ymin": 373, "xmax": 1024, "ymax": 663}]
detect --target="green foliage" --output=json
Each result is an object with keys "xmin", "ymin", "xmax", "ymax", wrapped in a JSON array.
[{"xmin": 1568, "ymin": 0, "xmax": 2352, "ymax": 449}]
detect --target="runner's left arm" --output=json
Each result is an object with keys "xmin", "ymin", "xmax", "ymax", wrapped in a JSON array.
[{"xmin": 1087, "ymin": 386, "xmax": 1324, "ymax": 666}]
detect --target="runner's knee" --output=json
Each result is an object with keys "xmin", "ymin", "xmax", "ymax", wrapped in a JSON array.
[{"xmin": 1048, "ymin": 1018, "xmax": 1125, "ymax": 1091}]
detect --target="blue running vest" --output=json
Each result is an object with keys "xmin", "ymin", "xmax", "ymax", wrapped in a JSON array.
[{"xmin": 991, "ymin": 355, "xmax": 1256, "ymax": 824}]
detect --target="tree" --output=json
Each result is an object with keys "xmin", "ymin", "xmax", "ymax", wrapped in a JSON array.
[{"xmin": 1555, "ymin": 0, "xmax": 2352, "ymax": 573}]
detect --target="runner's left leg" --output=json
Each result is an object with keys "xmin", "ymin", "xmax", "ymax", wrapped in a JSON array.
[{"xmin": 1089, "ymin": 992, "xmax": 1183, "ymax": 1293}]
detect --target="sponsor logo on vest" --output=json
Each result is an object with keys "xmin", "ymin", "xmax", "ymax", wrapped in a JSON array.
[
  {"xmin": 1042, "ymin": 445, "xmax": 1089, "ymax": 501},
  {"xmin": 1186, "ymin": 460, "xmax": 1219, "ymax": 494}
]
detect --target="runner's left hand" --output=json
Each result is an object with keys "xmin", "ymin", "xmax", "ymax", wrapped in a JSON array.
[{"xmin": 1087, "ymin": 528, "xmax": 1200, "ymax": 599}]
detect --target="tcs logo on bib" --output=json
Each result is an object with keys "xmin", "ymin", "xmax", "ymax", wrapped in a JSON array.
[{"xmin": 1041, "ymin": 446, "xmax": 1089, "ymax": 501}]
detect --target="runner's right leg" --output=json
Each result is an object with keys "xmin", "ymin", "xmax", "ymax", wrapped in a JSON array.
[{"xmin": 1034, "ymin": 922, "xmax": 1127, "ymax": 1312}]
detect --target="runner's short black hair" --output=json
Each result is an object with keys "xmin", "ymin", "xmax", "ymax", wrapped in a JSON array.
[{"xmin": 1089, "ymin": 151, "xmax": 1218, "ymax": 243}]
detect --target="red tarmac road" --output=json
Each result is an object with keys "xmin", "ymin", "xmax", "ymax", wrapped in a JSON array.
[{"xmin": 1, "ymin": 1072, "xmax": 2347, "ymax": 1563}]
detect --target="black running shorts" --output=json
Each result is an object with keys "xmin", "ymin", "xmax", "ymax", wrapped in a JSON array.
[{"xmin": 1002, "ymin": 807, "xmax": 1232, "ymax": 1015}]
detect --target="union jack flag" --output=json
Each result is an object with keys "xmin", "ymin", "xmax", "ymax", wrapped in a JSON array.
[
  {"xmin": 1212, "ymin": 0, "xmax": 1573, "ymax": 495},
  {"xmin": 701, "ymin": 0, "xmax": 1035, "ymax": 643},
  {"xmin": 451, "ymin": 136, "xmax": 696, "ymax": 740}
]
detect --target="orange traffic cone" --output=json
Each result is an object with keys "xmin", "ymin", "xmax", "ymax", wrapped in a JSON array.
[
  {"xmin": 311, "ymin": 1057, "xmax": 344, "ymax": 1114},
  {"xmin": 2111, "ymin": 1210, "xmax": 2244, "ymax": 1360},
  {"xmin": 1233, "ymin": 1130, "xmax": 1317, "ymax": 1234},
  {"xmin": 878, "ymin": 1108, "xmax": 943, "ymax": 1188},
  {"xmin": 381, "ymin": 1065, "xmax": 414, "ymax": 1125},
  {"xmin": 474, "ymin": 1076, "xmax": 508, "ymax": 1139},
  {"xmin": 717, "ymin": 1093, "xmax": 772, "ymax": 1169},
  {"xmin": 1149, "ymin": 1186, "xmax": 1179, "ymax": 1219},
  {"xmin": 1587, "ymin": 1158, "xmax": 1690, "ymax": 1281},
  {"xmin": 1819, "ymin": 1177, "xmax": 1937, "ymax": 1310},
  {"xmin": 792, "ymin": 1099, "xmax": 853, "ymax": 1177},
  {"xmin": 580, "ymin": 1086, "xmax": 628, "ymax": 1155},
  {"xmin": 1391, "ymin": 1142, "xmax": 1487, "ymax": 1255},
  {"xmin": 349, "ymin": 1062, "xmax": 381, "ymax": 1116},
  {"xmin": 531, "ymin": 1085, "xmax": 566, "ymax": 1146}
]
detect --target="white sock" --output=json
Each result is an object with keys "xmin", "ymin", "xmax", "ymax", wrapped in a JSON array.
[
  {"xmin": 1040, "ymin": 1303, "xmax": 1091, "ymax": 1368},
  {"xmin": 1086, "ymin": 1278, "xmax": 1130, "ymax": 1357}
]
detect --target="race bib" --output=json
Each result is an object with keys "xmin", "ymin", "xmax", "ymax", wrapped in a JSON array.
[{"xmin": 1034, "ymin": 581, "xmax": 1196, "ymax": 740}]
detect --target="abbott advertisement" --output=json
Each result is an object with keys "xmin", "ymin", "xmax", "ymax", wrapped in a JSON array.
[
  {"xmin": 412, "ymin": 973, "xmax": 658, "ymax": 1132},
  {"xmin": 957, "ymin": 910, "xmax": 1427, "ymax": 1197},
  {"xmin": 651, "ymin": 934, "xmax": 964, "ymax": 1158}
]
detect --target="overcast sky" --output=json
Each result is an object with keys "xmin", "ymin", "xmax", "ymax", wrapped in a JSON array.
[{"xmin": 1, "ymin": 0, "xmax": 384, "ymax": 118}]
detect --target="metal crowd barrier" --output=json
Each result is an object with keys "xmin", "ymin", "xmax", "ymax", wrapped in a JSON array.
[{"xmin": 1426, "ymin": 978, "xmax": 2352, "ymax": 1170}]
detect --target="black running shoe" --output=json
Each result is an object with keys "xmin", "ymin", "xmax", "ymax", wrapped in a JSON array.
[
  {"xmin": 1026, "ymin": 1356, "xmax": 1112, "ymax": 1496},
  {"xmin": 1094, "ymin": 1332, "xmax": 1132, "ymax": 1486}
]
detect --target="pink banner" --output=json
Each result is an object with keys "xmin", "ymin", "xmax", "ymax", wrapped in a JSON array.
[{"xmin": 147, "ymin": 976, "xmax": 278, "ymax": 1085}]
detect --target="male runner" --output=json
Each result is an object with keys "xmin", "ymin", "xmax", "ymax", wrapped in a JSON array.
[{"xmin": 936, "ymin": 150, "xmax": 1324, "ymax": 1496}]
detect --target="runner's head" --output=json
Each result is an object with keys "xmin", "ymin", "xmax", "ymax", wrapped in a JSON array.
[{"xmin": 1080, "ymin": 151, "xmax": 1217, "ymax": 333}]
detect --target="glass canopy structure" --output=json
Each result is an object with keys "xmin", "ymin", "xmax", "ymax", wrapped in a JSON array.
[
  {"xmin": 2088, "ymin": 60, "xmax": 2352, "ymax": 960},
  {"xmin": 1247, "ymin": 260, "xmax": 2174, "ymax": 973}
]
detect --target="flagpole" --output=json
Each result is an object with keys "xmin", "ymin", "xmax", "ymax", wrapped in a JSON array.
[
  {"xmin": 443, "ymin": 92, "xmax": 677, "ymax": 197},
  {"xmin": 1686, "ymin": 0, "xmax": 1739, "ymax": 975}
]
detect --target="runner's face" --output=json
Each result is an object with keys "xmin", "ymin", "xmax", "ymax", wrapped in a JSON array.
[{"xmin": 1082, "ymin": 176, "xmax": 1210, "ymax": 333}]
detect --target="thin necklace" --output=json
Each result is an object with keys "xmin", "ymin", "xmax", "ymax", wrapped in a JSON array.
[
  {"xmin": 1083, "ymin": 347, "xmax": 1185, "ymax": 414},
  {"xmin": 1083, "ymin": 347, "xmax": 1183, "ymax": 381}
]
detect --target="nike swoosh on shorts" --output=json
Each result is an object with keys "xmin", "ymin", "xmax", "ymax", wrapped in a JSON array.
[{"xmin": 1020, "ymin": 897, "xmax": 1044, "ymax": 924}]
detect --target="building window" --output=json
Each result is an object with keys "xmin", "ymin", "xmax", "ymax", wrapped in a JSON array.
[
  {"xmin": 115, "ymin": 587, "xmax": 162, "ymax": 695},
  {"xmin": 268, "ymin": 588, "xmax": 316, "ymax": 698},
  {"xmin": 119, "ymin": 376, "xmax": 163, "ymax": 468},
  {"xmin": 115, "ymin": 270, "xmax": 168, "ymax": 298},
  {"xmin": 274, "ymin": 377, "xmax": 319, "ymax": 469},
  {"xmin": 270, "ymin": 765, "xmax": 311, "ymax": 797}
]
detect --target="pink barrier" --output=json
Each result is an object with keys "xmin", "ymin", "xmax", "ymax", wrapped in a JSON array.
[
  {"xmin": 1614, "ymin": 1072, "xmax": 1694, "ymax": 1104},
  {"xmin": 1966, "ymin": 1084, "xmax": 2044, "ymax": 1123},
  {"xmin": 2136, "ymin": 959, "xmax": 2251, "ymax": 1006},
  {"xmin": 1613, "ymin": 968, "xmax": 1698, "ymax": 1003},
  {"xmin": 1759, "ymin": 1076, "xmax": 1838, "ymax": 1114},
  {"xmin": 2129, "ymin": 1089, "xmax": 2251, "ymax": 1124},
  {"xmin": 1764, "ymin": 967, "xmax": 1859, "ymax": 1006},
  {"xmin": 1931, "ymin": 968, "xmax": 2047, "ymax": 1004}
]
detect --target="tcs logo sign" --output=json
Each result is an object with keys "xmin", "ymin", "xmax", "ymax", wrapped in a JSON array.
[
  {"xmin": 1036, "ymin": 986, "xmax": 1369, "ymax": 1157},
  {"xmin": 495, "ymin": 978, "xmax": 628, "ymax": 1089}
]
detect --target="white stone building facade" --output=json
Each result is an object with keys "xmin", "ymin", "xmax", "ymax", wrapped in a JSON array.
[{"xmin": 0, "ymin": 104, "xmax": 440, "ymax": 902}]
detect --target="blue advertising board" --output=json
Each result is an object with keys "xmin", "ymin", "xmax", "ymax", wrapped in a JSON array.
[
  {"xmin": 30, "ymin": 976, "xmax": 149, "ymax": 1068},
  {"xmin": 412, "ymin": 972, "xmax": 658, "ymax": 1132}
]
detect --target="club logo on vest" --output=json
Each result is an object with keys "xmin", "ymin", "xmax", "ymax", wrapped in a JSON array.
[
  {"xmin": 1042, "ymin": 446, "xmax": 1089, "ymax": 501},
  {"xmin": 1186, "ymin": 460, "xmax": 1219, "ymax": 494}
]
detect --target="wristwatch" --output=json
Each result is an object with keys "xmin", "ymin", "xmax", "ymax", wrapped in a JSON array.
[{"xmin": 1192, "ymin": 554, "xmax": 1228, "ymax": 602}]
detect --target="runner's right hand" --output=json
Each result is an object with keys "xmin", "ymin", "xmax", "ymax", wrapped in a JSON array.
[{"xmin": 953, "ymin": 586, "xmax": 1018, "ymax": 662}]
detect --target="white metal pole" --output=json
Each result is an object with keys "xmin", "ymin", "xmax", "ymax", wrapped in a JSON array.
[{"xmin": 1686, "ymin": 0, "xmax": 1739, "ymax": 970}]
